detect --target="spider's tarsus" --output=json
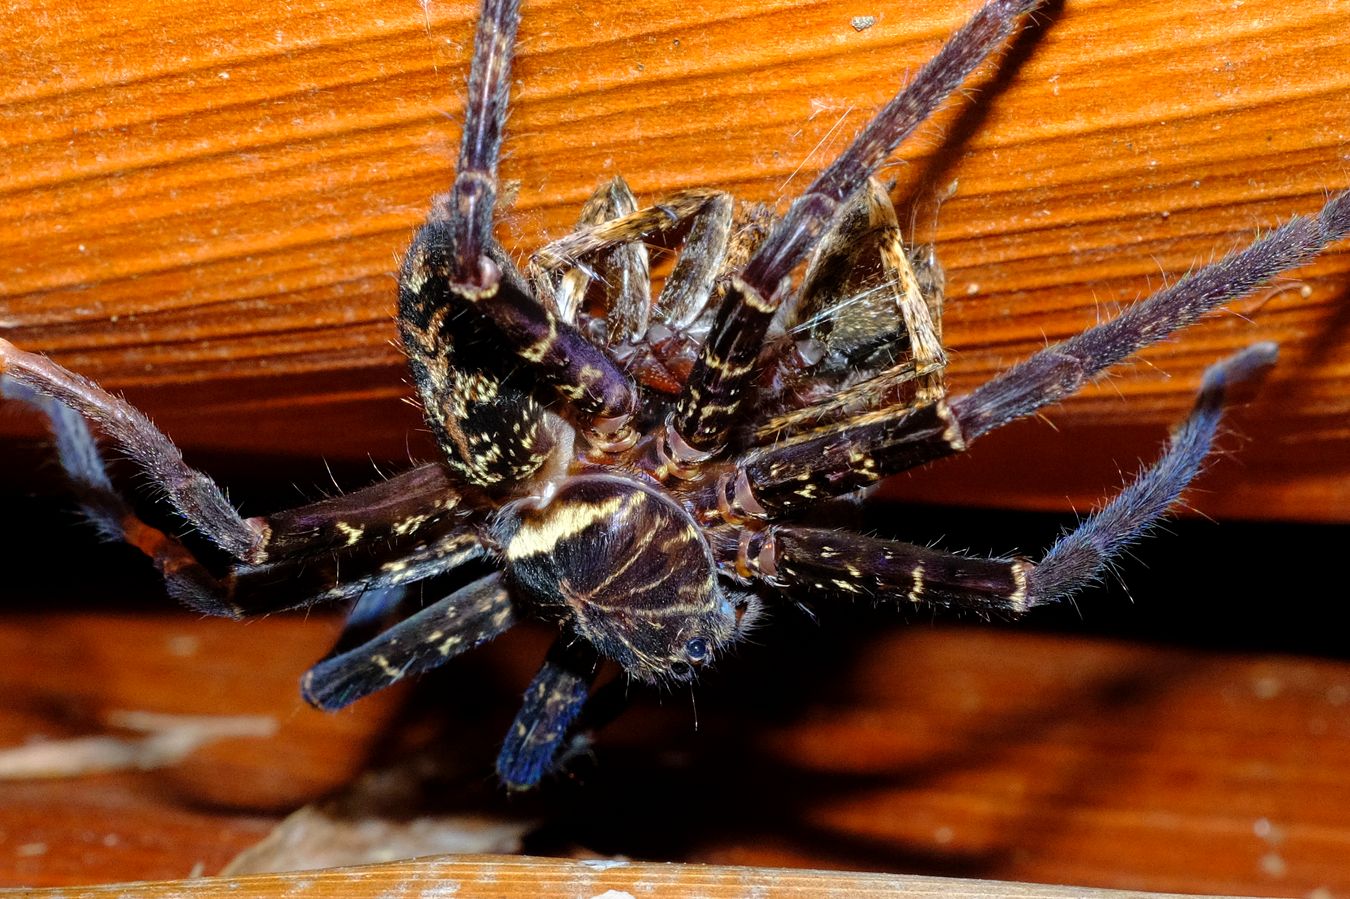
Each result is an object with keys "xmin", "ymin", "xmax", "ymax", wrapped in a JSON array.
[{"xmin": 1025, "ymin": 341, "xmax": 1279, "ymax": 607}]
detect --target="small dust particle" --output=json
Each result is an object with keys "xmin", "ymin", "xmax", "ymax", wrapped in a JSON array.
[
  {"xmin": 1260, "ymin": 852, "xmax": 1287, "ymax": 878},
  {"xmin": 590, "ymin": 892, "xmax": 636, "ymax": 899},
  {"xmin": 965, "ymin": 282, "xmax": 980, "ymax": 295},
  {"xmin": 580, "ymin": 860, "xmax": 629, "ymax": 870},
  {"xmin": 851, "ymin": 15, "xmax": 876, "ymax": 31},
  {"xmin": 934, "ymin": 825, "xmax": 954, "ymax": 844},
  {"xmin": 16, "ymin": 843, "xmax": 47, "ymax": 857}
]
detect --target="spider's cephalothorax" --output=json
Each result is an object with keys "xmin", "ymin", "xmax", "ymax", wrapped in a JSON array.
[{"xmin": 1, "ymin": 0, "xmax": 1347, "ymax": 790}]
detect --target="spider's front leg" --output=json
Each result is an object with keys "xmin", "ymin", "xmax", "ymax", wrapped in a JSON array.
[
  {"xmin": 672, "ymin": 0, "xmax": 1044, "ymax": 453},
  {"xmin": 727, "ymin": 342, "xmax": 1279, "ymax": 613},
  {"xmin": 400, "ymin": 0, "xmax": 639, "ymax": 475}
]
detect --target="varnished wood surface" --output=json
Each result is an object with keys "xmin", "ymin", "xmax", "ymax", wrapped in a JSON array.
[
  {"xmin": 0, "ymin": 0, "xmax": 1347, "ymax": 519},
  {"xmin": 0, "ymin": 854, "xmax": 1268, "ymax": 899}
]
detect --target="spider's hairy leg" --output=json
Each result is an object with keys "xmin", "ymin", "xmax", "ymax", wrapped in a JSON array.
[
  {"xmin": 402, "ymin": 0, "xmax": 636, "ymax": 470},
  {"xmin": 0, "ymin": 372, "xmax": 236, "ymax": 617},
  {"xmin": 0, "ymin": 355, "xmax": 483, "ymax": 616},
  {"xmin": 726, "ymin": 190, "xmax": 1350, "ymax": 518},
  {"xmin": 1024, "ymin": 341, "xmax": 1277, "ymax": 605},
  {"xmin": 545, "ymin": 176, "xmax": 653, "ymax": 339},
  {"xmin": 496, "ymin": 636, "xmax": 598, "ymax": 790},
  {"xmin": 734, "ymin": 342, "xmax": 1277, "ymax": 612},
  {"xmin": 673, "ymin": 0, "xmax": 1044, "ymax": 453},
  {"xmin": 0, "ymin": 339, "xmax": 265, "ymax": 563},
  {"xmin": 302, "ymin": 573, "xmax": 517, "ymax": 712}
]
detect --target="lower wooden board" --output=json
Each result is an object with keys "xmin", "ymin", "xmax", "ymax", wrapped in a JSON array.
[
  {"xmin": 1, "ymin": 599, "xmax": 1348, "ymax": 895},
  {"xmin": 0, "ymin": 854, "xmax": 1269, "ymax": 899}
]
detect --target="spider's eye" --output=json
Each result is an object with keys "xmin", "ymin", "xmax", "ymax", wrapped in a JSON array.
[
  {"xmin": 669, "ymin": 661, "xmax": 693, "ymax": 680},
  {"xmin": 685, "ymin": 637, "xmax": 710, "ymax": 663}
]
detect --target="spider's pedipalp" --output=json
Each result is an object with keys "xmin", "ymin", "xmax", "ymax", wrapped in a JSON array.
[
  {"xmin": 302, "ymin": 573, "xmax": 516, "ymax": 712},
  {"xmin": 672, "ymin": 0, "xmax": 1045, "ymax": 454}
]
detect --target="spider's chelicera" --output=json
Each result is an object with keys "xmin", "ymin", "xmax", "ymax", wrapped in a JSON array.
[{"xmin": 2, "ymin": 0, "xmax": 1347, "ymax": 789}]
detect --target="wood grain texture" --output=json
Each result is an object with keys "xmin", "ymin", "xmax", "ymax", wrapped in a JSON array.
[
  {"xmin": 0, "ymin": 0, "xmax": 1346, "ymax": 519},
  {"xmin": 0, "ymin": 853, "xmax": 1265, "ymax": 899},
  {"xmin": 2, "ymin": 602, "xmax": 1349, "ymax": 894}
]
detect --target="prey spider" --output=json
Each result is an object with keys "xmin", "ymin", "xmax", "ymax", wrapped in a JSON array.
[{"xmin": 1, "ymin": 0, "xmax": 1347, "ymax": 791}]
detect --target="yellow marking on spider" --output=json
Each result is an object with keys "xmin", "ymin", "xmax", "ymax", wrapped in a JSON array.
[
  {"xmin": 505, "ymin": 494, "xmax": 627, "ymax": 561},
  {"xmin": 335, "ymin": 522, "xmax": 365, "ymax": 546},
  {"xmin": 908, "ymin": 563, "xmax": 925, "ymax": 603},
  {"xmin": 392, "ymin": 514, "xmax": 429, "ymax": 537},
  {"xmin": 372, "ymin": 654, "xmax": 404, "ymax": 681},
  {"xmin": 1009, "ymin": 560, "xmax": 1031, "ymax": 614}
]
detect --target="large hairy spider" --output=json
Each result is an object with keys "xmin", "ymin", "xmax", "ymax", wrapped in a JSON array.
[{"xmin": 1, "ymin": 0, "xmax": 1347, "ymax": 790}]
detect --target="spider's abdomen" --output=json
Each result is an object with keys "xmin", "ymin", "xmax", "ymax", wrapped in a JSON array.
[{"xmin": 494, "ymin": 475, "xmax": 738, "ymax": 682}]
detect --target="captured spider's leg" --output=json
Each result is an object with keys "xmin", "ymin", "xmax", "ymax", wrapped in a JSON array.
[
  {"xmin": 673, "ymin": 0, "xmax": 1044, "ymax": 453},
  {"xmin": 530, "ymin": 189, "xmax": 730, "ymax": 281},
  {"xmin": 0, "ymin": 339, "xmax": 266, "ymax": 563},
  {"xmin": 302, "ymin": 573, "xmax": 516, "ymax": 712},
  {"xmin": 496, "ymin": 636, "xmax": 599, "ymax": 790},
  {"xmin": 653, "ymin": 192, "xmax": 735, "ymax": 331},
  {"xmin": 531, "ymin": 188, "xmax": 734, "ymax": 396},
  {"xmin": 754, "ymin": 181, "xmax": 947, "ymax": 443},
  {"xmin": 734, "ymin": 343, "xmax": 1278, "ymax": 612},
  {"xmin": 546, "ymin": 176, "xmax": 652, "ymax": 338},
  {"xmin": 725, "ymin": 190, "xmax": 1350, "ymax": 518}
]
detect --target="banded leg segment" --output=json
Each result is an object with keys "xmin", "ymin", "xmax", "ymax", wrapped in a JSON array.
[
  {"xmin": 741, "ymin": 525, "xmax": 1030, "ymax": 614},
  {"xmin": 674, "ymin": 0, "xmax": 1044, "ymax": 452},
  {"xmin": 302, "ymin": 573, "xmax": 517, "ymax": 712},
  {"xmin": 727, "ymin": 190, "xmax": 1350, "ymax": 517},
  {"xmin": 738, "ymin": 343, "xmax": 1278, "ymax": 612}
]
